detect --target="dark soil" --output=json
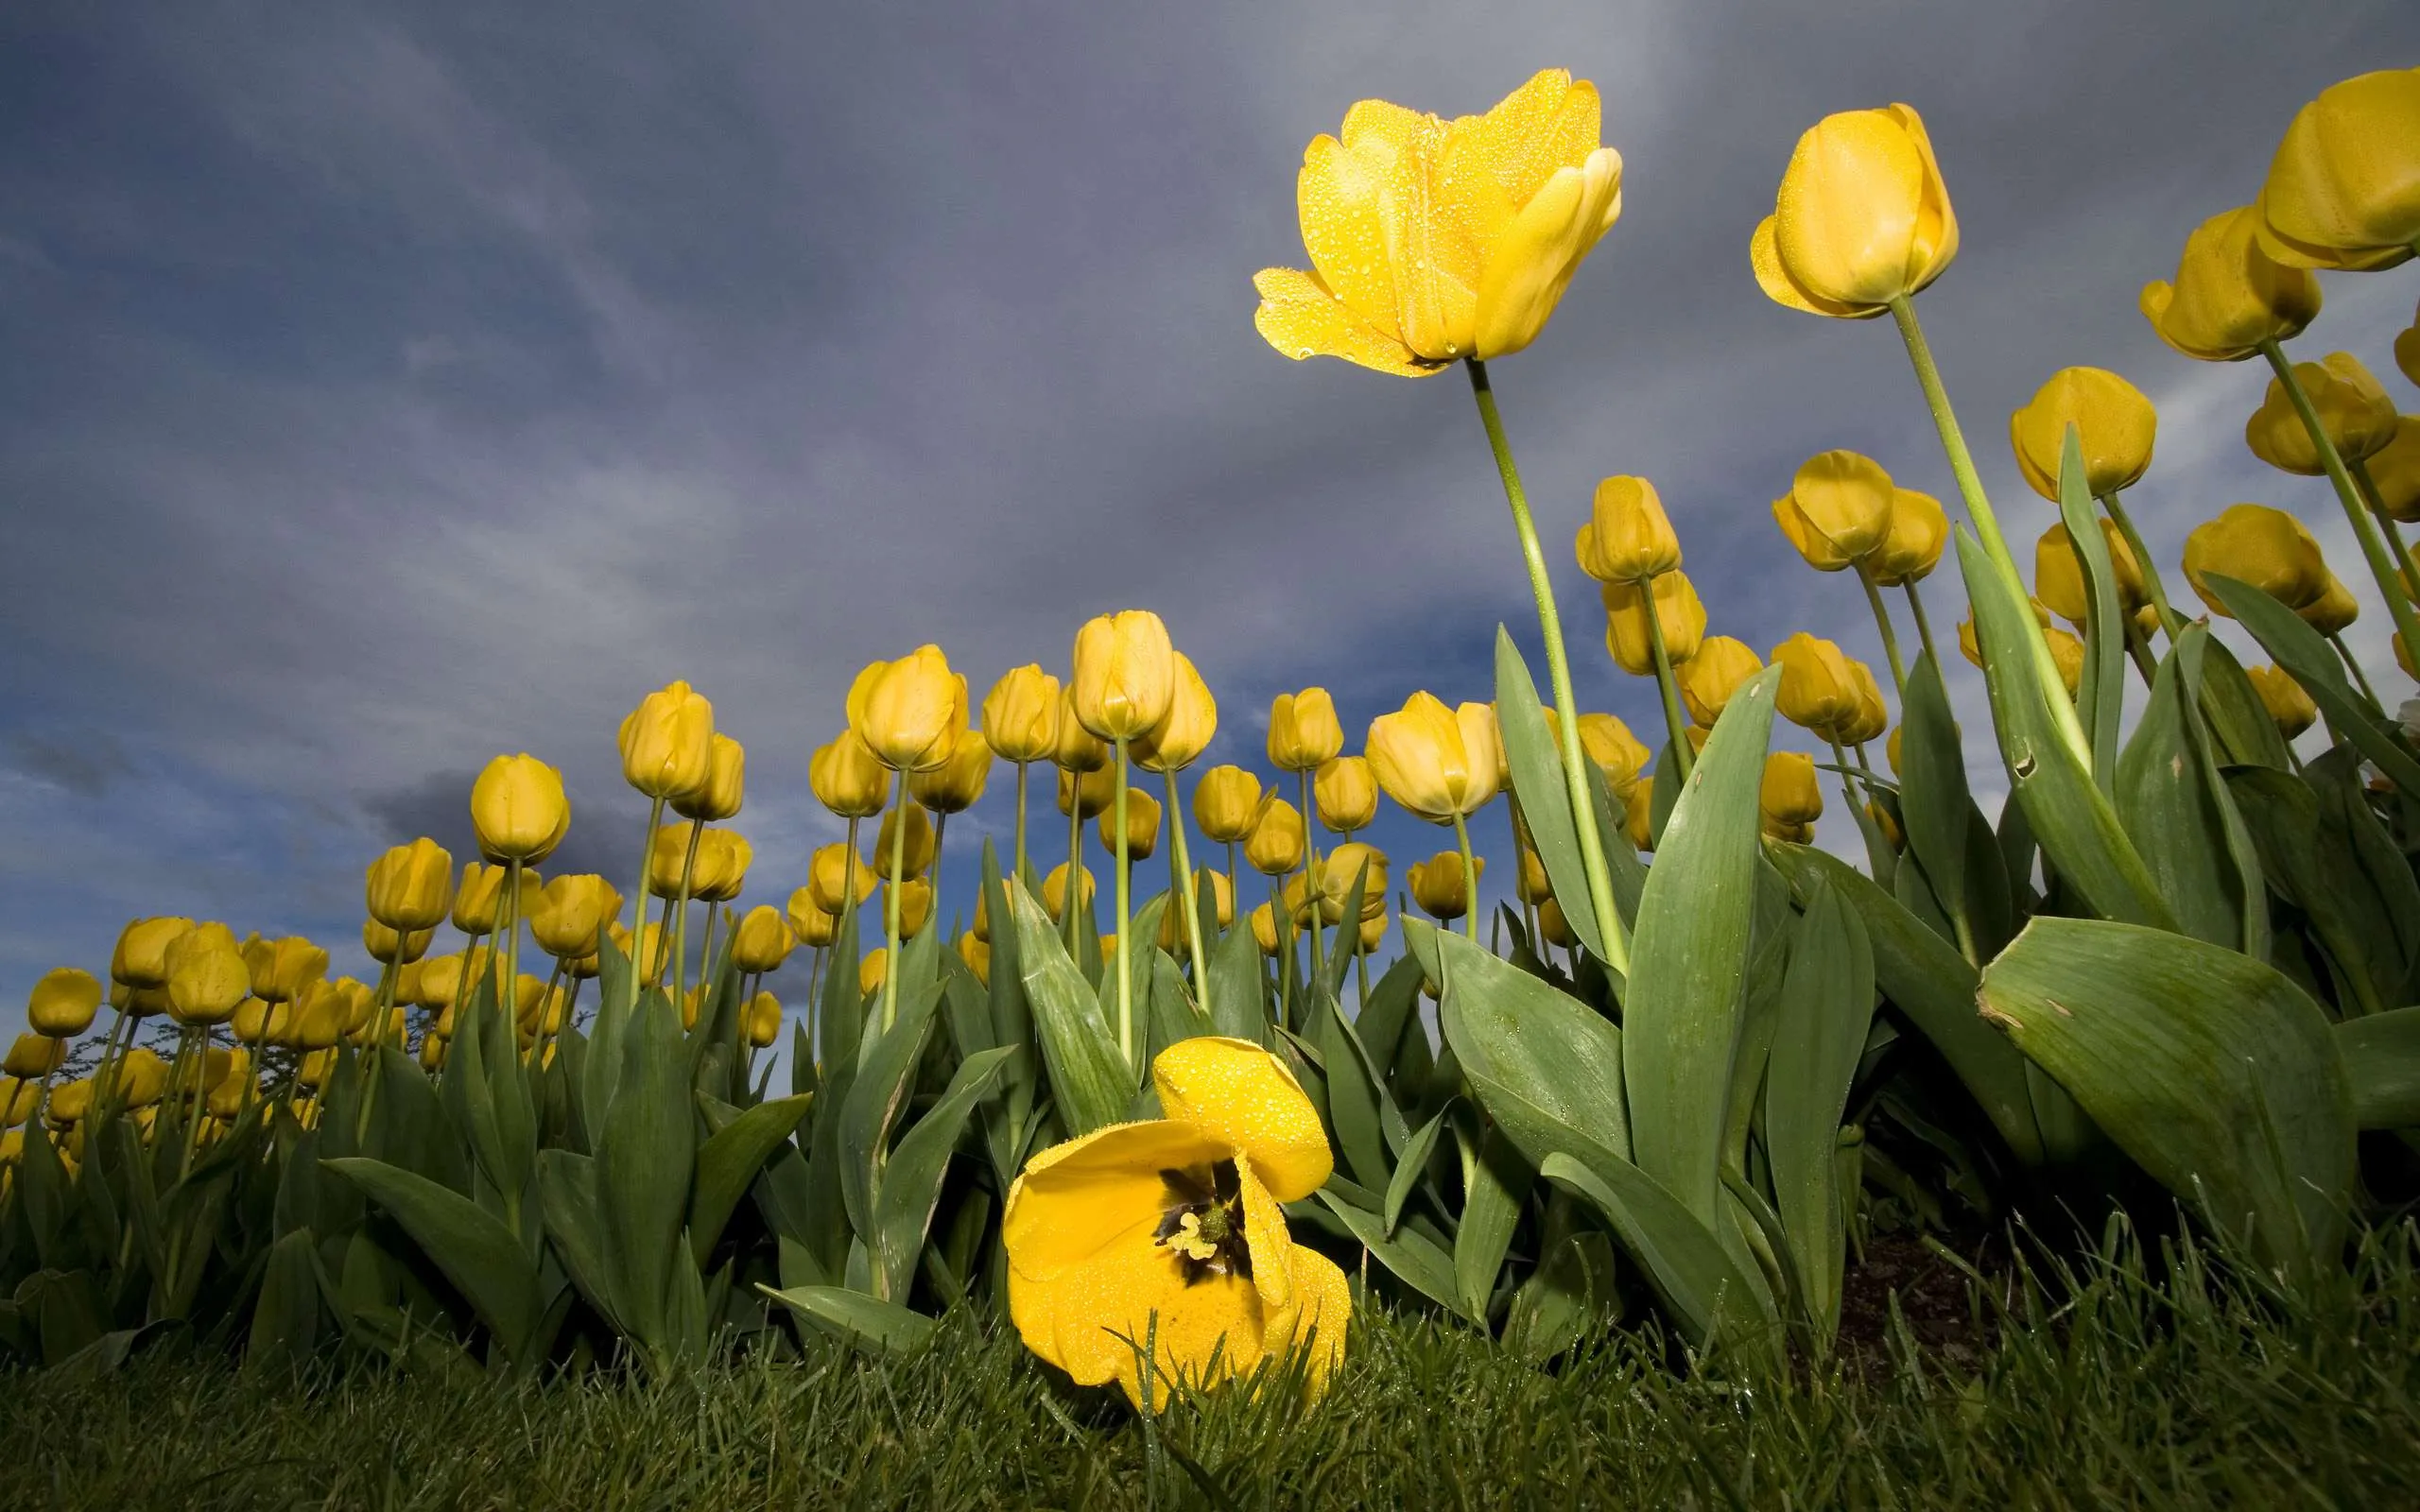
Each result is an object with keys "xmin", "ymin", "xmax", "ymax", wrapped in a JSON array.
[{"xmin": 1835, "ymin": 1230, "xmax": 2004, "ymax": 1375}]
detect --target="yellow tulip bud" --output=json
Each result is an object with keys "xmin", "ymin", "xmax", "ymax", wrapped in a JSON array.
[
  {"xmin": 1313, "ymin": 756, "xmax": 1378, "ymax": 833},
  {"xmin": 2367, "ymin": 417, "xmax": 2420, "ymax": 524},
  {"xmin": 692, "ymin": 830, "xmax": 753, "ymax": 905},
  {"xmin": 4, "ymin": 1033, "xmax": 63, "ymax": 1080},
  {"xmin": 1759, "ymin": 751, "xmax": 1824, "ymax": 836},
  {"xmin": 808, "ymin": 842, "xmax": 878, "ymax": 915},
  {"xmin": 809, "ymin": 731, "xmax": 891, "ymax": 819},
  {"xmin": 452, "ymin": 862, "xmax": 535, "ymax": 936},
  {"xmin": 2182, "ymin": 504, "xmax": 2330, "ymax": 617},
  {"xmin": 2033, "ymin": 519, "xmax": 2147, "ymax": 624},
  {"xmin": 1052, "ymin": 689, "xmax": 1110, "ymax": 773},
  {"xmin": 1250, "ymin": 902, "xmax": 1283, "ymax": 959},
  {"xmin": 1957, "ymin": 597, "xmax": 2053, "ymax": 670},
  {"xmin": 847, "ymin": 645, "xmax": 968, "ymax": 772},
  {"xmin": 1269, "ymin": 689, "xmax": 1343, "ymax": 771},
  {"xmin": 1575, "ymin": 713, "xmax": 1652, "ymax": 805},
  {"xmin": 614, "ymin": 921, "xmax": 671, "ymax": 984},
  {"xmin": 46, "ymin": 1076, "xmax": 93, "ymax": 1125},
  {"xmin": 1531, "ymin": 897, "xmax": 1573, "ymax": 950},
  {"xmin": 2400, "ymin": 302, "xmax": 2420, "ymax": 388},
  {"xmin": 672, "ymin": 733, "xmax": 747, "ymax": 823},
  {"xmin": 2245, "ymin": 352, "xmax": 2399, "ymax": 474},
  {"xmin": 206, "ymin": 1052, "xmax": 253, "ymax": 1121},
  {"xmin": 242, "ymin": 934, "xmax": 327, "ymax": 1007},
  {"xmin": 1832, "ymin": 662, "xmax": 1890, "ymax": 747},
  {"xmin": 109, "ymin": 1047, "xmax": 169, "ymax": 1111},
  {"xmin": 112, "ymin": 917, "xmax": 195, "ymax": 990},
  {"xmin": 293, "ymin": 983, "xmax": 347, "ymax": 1050},
  {"xmin": 1244, "ymin": 798, "xmax": 1305, "ymax": 876},
  {"xmin": 1056, "ymin": 765, "xmax": 1118, "ymax": 822},
  {"xmin": 1867, "ymin": 489, "xmax": 1949, "ymax": 586},
  {"xmin": 786, "ymin": 889, "xmax": 838, "ymax": 949},
  {"xmin": 1751, "ymin": 104, "xmax": 1958, "ymax": 318},
  {"xmin": 2255, "ymin": 68, "xmax": 2420, "ymax": 272},
  {"xmin": 1408, "ymin": 851, "xmax": 1481, "ymax": 921},
  {"xmin": 2044, "ymin": 625, "xmax": 2086, "ymax": 696},
  {"xmin": 1131, "ymin": 652, "xmax": 1219, "ymax": 775},
  {"xmin": 957, "ymin": 931, "xmax": 992, "ymax": 986},
  {"xmin": 1601, "ymin": 571, "xmax": 1706, "ymax": 675},
  {"xmin": 2246, "ymin": 664, "xmax": 2318, "ymax": 740},
  {"xmin": 1070, "ymin": 610, "xmax": 1177, "ymax": 742},
  {"xmin": 724, "ymin": 905, "xmax": 791, "ymax": 975},
  {"xmin": 1253, "ymin": 69, "xmax": 1623, "ymax": 373},
  {"xmin": 2010, "ymin": 368, "xmax": 2158, "ymax": 502},
  {"xmin": 649, "ymin": 822, "xmax": 752, "ymax": 900},
  {"xmin": 744, "ymin": 990, "xmax": 784, "ymax": 1050},
  {"xmin": 1772, "ymin": 451, "xmax": 1896, "ymax": 569},
  {"xmin": 1191, "ymin": 765, "xmax": 1268, "ymax": 844},
  {"xmin": 619, "ymin": 680, "xmax": 717, "ymax": 800},
  {"xmin": 1313, "ymin": 842, "xmax": 1390, "ymax": 919},
  {"xmin": 1573, "ymin": 475, "xmax": 1680, "ymax": 584},
  {"xmin": 528, "ymin": 875, "xmax": 620, "ymax": 960},
  {"xmin": 1366, "ymin": 693, "xmax": 1501, "ymax": 823},
  {"xmin": 27, "ymin": 968, "xmax": 100, "ymax": 1039},
  {"xmin": 361, "ymin": 919, "xmax": 433, "ymax": 966},
  {"xmin": 365, "ymin": 838, "xmax": 455, "ymax": 931},
  {"xmin": 1098, "ymin": 787, "xmax": 1162, "ymax": 862},
  {"xmin": 1514, "ymin": 838, "xmax": 1551, "ymax": 905},
  {"xmin": 1467, "ymin": 703, "xmax": 1511, "ymax": 791},
  {"xmin": 1191, "ymin": 868, "xmax": 1236, "ymax": 930},
  {"xmin": 1679, "ymin": 637, "xmax": 1764, "ymax": 728},
  {"xmin": 1772, "ymin": 633, "xmax": 1858, "ymax": 735},
  {"xmin": 2400, "ymin": 631, "xmax": 2417, "ymax": 683},
  {"xmin": 1623, "ymin": 775, "xmax": 1655, "ymax": 851},
  {"xmin": 420, "ymin": 1035, "xmax": 447, "ymax": 1072},
  {"xmin": 2296, "ymin": 574, "xmax": 2360, "ymax": 637},
  {"xmin": 885, "ymin": 879, "xmax": 935, "ymax": 938},
  {"xmin": 471, "ymin": 753, "xmax": 569, "ymax": 864},
  {"xmin": 981, "ymin": 665, "xmax": 1063, "ymax": 765},
  {"xmin": 2140, "ymin": 205, "xmax": 2321, "ymax": 362},
  {"xmin": 908, "ymin": 730, "xmax": 994, "ymax": 815},
  {"xmin": 1043, "ymin": 864, "xmax": 1096, "ymax": 924}
]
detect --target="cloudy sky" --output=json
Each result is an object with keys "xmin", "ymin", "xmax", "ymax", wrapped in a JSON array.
[{"xmin": 2, "ymin": 3, "xmax": 2414, "ymax": 1035}]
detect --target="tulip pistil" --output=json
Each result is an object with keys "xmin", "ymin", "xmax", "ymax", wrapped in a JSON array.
[{"xmin": 1153, "ymin": 1161, "xmax": 1253, "ymax": 1282}]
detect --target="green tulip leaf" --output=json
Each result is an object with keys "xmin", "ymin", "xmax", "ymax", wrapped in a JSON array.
[
  {"xmin": 1007, "ymin": 877, "xmax": 1135, "ymax": 1135},
  {"xmin": 325, "ymin": 1157, "xmax": 540, "ymax": 1359},
  {"xmin": 2337, "ymin": 1008, "xmax": 2420, "ymax": 1129},
  {"xmin": 1495, "ymin": 626, "xmax": 1609, "ymax": 963},
  {"xmin": 874, "ymin": 1045, "xmax": 1015, "ymax": 1303},
  {"xmin": 2204, "ymin": 572, "xmax": 2420, "ymax": 796},
  {"xmin": 1538, "ymin": 1150, "xmax": 1774, "ymax": 1363},
  {"xmin": 1416, "ymin": 919, "xmax": 1630, "ymax": 1166},
  {"xmin": 2057, "ymin": 426, "xmax": 2127, "ymax": 793},
  {"xmin": 687, "ymin": 1093, "xmax": 814, "ymax": 1268},
  {"xmin": 1761, "ymin": 879, "xmax": 1876, "ymax": 1339},
  {"xmin": 758, "ymin": 1283, "xmax": 939, "ymax": 1354},
  {"xmin": 1314, "ymin": 1189, "xmax": 1461, "ymax": 1314}
]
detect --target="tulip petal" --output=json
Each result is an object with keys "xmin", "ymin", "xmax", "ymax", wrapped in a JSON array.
[
  {"xmin": 1299, "ymin": 130, "xmax": 1409, "ymax": 343},
  {"xmin": 1252, "ymin": 266, "xmax": 1446, "ymax": 377},
  {"xmin": 1886, "ymin": 103, "xmax": 1961, "ymax": 293},
  {"xmin": 1151, "ymin": 1037, "xmax": 1333, "ymax": 1202},
  {"xmin": 1003, "ymin": 1119, "xmax": 1231, "ymax": 1280},
  {"xmin": 1750, "ymin": 215, "xmax": 1876, "ymax": 319},
  {"xmin": 1473, "ymin": 149, "xmax": 1622, "ymax": 359},
  {"xmin": 2258, "ymin": 70, "xmax": 2420, "ymax": 266},
  {"xmin": 1273, "ymin": 1240, "xmax": 1352, "ymax": 1397},
  {"xmin": 1773, "ymin": 110, "xmax": 1926, "ymax": 311}
]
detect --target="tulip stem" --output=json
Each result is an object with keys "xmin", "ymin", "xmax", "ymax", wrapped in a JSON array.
[
  {"xmin": 1114, "ymin": 738, "xmax": 1134, "ymax": 1066},
  {"xmin": 1857, "ymin": 566, "xmax": 1909, "ymax": 695},
  {"xmin": 2350, "ymin": 458, "xmax": 2420, "ymax": 615},
  {"xmin": 1889, "ymin": 295, "xmax": 2093, "ymax": 770},
  {"xmin": 1065, "ymin": 797, "xmax": 1084, "ymax": 959},
  {"xmin": 2097, "ymin": 491, "xmax": 2183, "ymax": 644},
  {"xmin": 1164, "ymin": 769, "xmax": 1210, "ymax": 1012},
  {"xmin": 1451, "ymin": 812, "xmax": 1481, "ymax": 944},
  {"xmin": 1643, "ymin": 601, "xmax": 1695, "ymax": 785},
  {"xmin": 932, "ymin": 812, "xmax": 949, "ymax": 907},
  {"xmin": 87, "ymin": 997, "xmax": 130, "ymax": 1129},
  {"xmin": 503, "ymin": 859, "xmax": 524, "ymax": 1040},
  {"xmin": 672, "ymin": 822, "xmax": 705, "ymax": 1007},
  {"xmin": 1901, "ymin": 581, "xmax": 1943, "ymax": 674},
  {"xmin": 2122, "ymin": 618, "xmax": 2159, "ymax": 690},
  {"xmin": 1013, "ymin": 763, "xmax": 1029, "ymax": 883},
  {"xmin": 2258, "ymin": 338, "xmax": 2420, "ymax": 668},
  {"xmin": 882, "ymin": 802, "xmax": 908, "ymax": 1033},
  {"xmin": 2331, "ymin": 634, "xmax": 2384, "ymax": 710},
  {"xmin": 631, "ymin": 795, "xmax": 665, "ymax": 993},
  {"xmin": 1297, "ymin": 770, "xmax": 1325, "ymax": 979},
  {"xmin": 1466, "ymin": 359, "xmax": 1632, "ymax": 976}
]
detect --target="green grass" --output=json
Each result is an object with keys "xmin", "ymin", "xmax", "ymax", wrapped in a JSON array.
[{"xmin": 8, "ymin": 1222, "xmax": 2419, "ymax": 1510}]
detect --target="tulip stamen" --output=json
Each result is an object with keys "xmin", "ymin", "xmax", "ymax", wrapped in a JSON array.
[{"xmin": 1154, "ymin": 1162, "xmax": 1253, "ymax": 1282}]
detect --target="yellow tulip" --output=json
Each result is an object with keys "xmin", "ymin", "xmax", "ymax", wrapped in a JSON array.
[
  {"xmin": 2297, "ymin": 575, "xmax": 2360, "ymax": 637},
  {"xmin": 453, "ymin": 862, "xmax": 540, "ymax": 936},
  {"xmin": 2255, "ymin": 68, "xmax": 2420, "ymax": 271},
  {"xmin": 1132, "ymin": 652, "xmax": 1219, "ymax": 775},
  {"xmin": 1253, "ymin": 69, "xmax": 1623, "ymax": 375},
  {"xmin": 471, "ymin": 753, "xmax": 569, "ymax": 864},
  {"xmin": 846, "ymin": 645, "xmax": 968, "ymax": 772},
  {"xmin": 2400, "ymin": 301, "xmax": 2420, "ymax": 387},
  {"xmin": 1268, "ymin": 690, "xmax": 1344, "ymax": 771},
  {"xmin": 981, "ymin": 665, "xmax": 1063, "ymax": 765},
  {"xmin": 1313, "ymin": 756, "xmax": 1377, "ymax": 833},
  {"xmin": 1576, "ymin": 713, "xmax": 1651, "ymax": 804},
  {"xmin": 45, "ymin": 1077, "xmax": 92, "ymax": 1125},
  {"xmin": 2044, "ymin": 626, "xmax": 2085, "ymax": 696},
  {"xmin": 1832, "ymin": 662, "xmax": 1889, "ymax": 747},
  {"xmin": 648, "ymin": 823, "xmax": 751, "ymax": 899},
  {"xmin": 528, "ymin": 875, "xmax": 619, "ymax": 960},
  {"xmin": 1308, "ymin": 842, "xmax": 1390, "ymax": 923},
  {"xmin": 206, "ymin": 1052, "xmax": 253, "ymax": 1121},
  {"xmin": 1099, "ymin": 787, "xmax": 1163, "ymax": 862},
  {"xmin": 1679, "ymin": 638, "xmax": 1765, "ymax": 728},
  {"xmin": 1192, "ymin": 868, "xmax": 1237, "ymax": 931},
  {"xmin": 1601, "ymin": 571, "xmax": 1706, "ymax": 675},
  {"xmin": 111, "ymin": 917, "xmax": 195, "ymax": 990},
  {"xmin": 107, "ymin": 1047, "xmax": 170, "ymax": 1110},
  {"xmin": 2033, "ymin": 519, "xmax": 2147, "ymax": 624},
  {"xmin": 242, "ymin": 935, "xmax": 327, "ymax": 1005},
  {"xmin": 672, "ymin": 733, "xmax": 747, "ymax": 823},
  {"xmin": 1867, "ymin": 489, "xmax": 1948, "ymax": 587},
  {"xmin": 808, "ymin": 731, "xmax": 891, "ymax": 819},
  {"xmin": 1760, "ymin": 751, "xmax": 1824, "ymax": 838},
  {"xmin": 857, "ymin": 949, "xmax": 888, "ymax": 998},
  {"xmin": 2245, "ymin": 352, "xmax": 2399, "ymax": 473},
  {"xmin": 1244, "ymin": 798, "xmax": 1306, "ymax": 876},
  {"xmin": 27, "ymin": 968, "xmax": 100, "ymax": 1038},
  {"xmin": 361, "ymin": 919, "xmax": 432, "ymax": 966},
  {"xmin": 4, "ymin": 1033, "xmax": 63, "ymax": 1080},
  {"xmin": 723, "ymin": 905, "xmax": 791, "ymax": 975},
  {"xmin": 808, "ymin": 842, "xmax": 877, "ymax": 916},
  {"xmin": 619, "ymin": 680, "xmax": 717, "ymax": 800},
  {"xmin": 1249, "ymin": 902, "xmax": 1285, "ymax": 958},
  {"xmin": 1004, "ymin": 1036, "xmax": 1348, "ymax": 1406},
  {"xmin": 2401, "ymin": 631, "xmax": 2417, "ymax": 683},
  {"xmin": 2366, "ymin": 416, "xmax": 2420, "ymax": 524},
  {"xmin": 742, "ymin": 991, "xmax": 784, "ymax": 1050},
  {"xmin": 1057, "ymin": 765, "xmax": 1118, "ymax": 822},
  {"xmin": 885, "ymin": 879, "xmax": 935, "ymax": 939},
  {"xmin": 1957, "ymin": 596, "xmax": 2054, "ymax": 669},
  {"xmin": 1531, "ymin": 897, "xmax": 1574, "ymax": 950},
  {"xmin": 1623, "ymin": 775, "xmax": 1656, "ymax": 852},
  {"xmin": 1573, "ymin": 476, "xmax": 1681, "ymax": 584},
  {"xmin": 1071, "ymin": 610, "xmax": 1177, "ymax": 743},
  {"xmin": 786, "ymin": 892, "xmax": 838, "ymax": 949},
  {"xmin": 2182, "ymin": 504, "xmax": 2330, "ymax": 616},
  {"xmin": 958, "ymin": 932, "xmax": 992, "ymax": 987},
  {"xmin": 1772, "ymin": 451, "xmax": 1896, "ymax": 569},
  {"xmin": 695, "ymin": 831, "xmax": 754, "ymax": 905},
  {"xmin": 1366, "ymin": 693, "xmax": 1501, "ymax": 822},
  {"xmin": 2246, "ymin": 664, "xmax": 2319, "ymax": 741},
  {"xmin": 908, "ymin": 729, "xmax": 994, "ymax": 815},
  {"xmin": 1192, "ymin": 766, "xmax": 1270, "ymax": 844},
  {"xmin": 1751, "ymin": 104, "xmax": 1958, "ymax": 318},
  {"xmin": 1514, "ymin": 838, "xmax": 1552, "ymax": 905},
  {"xmin": 1409, "ymin": 851, "xmax": 1483, "ymax": 921},
  {"xmin": 1772, "ymin": 633, "xmax": 1858, "ymax": 734},
  {"xmin": 365, "ymin": 838, "xmax": 455, "ymax": 931},
  {"xmin": 1053, "ymin": 689, "xmax": 1111, "ymax": 773},
  {"xmin": 1044, "ymin": 863, "xmax": 1097, "ymax": 924},
  {"xmin": 2140, "ymin": 205, "xmax": 2321, "ymax": 362},
  {"xmin": 2010, "ymin": 367, "xmax": 2158, "ymax": 502}
]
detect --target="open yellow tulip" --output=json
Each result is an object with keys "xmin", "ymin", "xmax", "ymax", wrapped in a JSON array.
[
  {"xmin": 1004, "ymin": 1036, "xmax": 1348, "ymax": 1407},
  {"xmin": 1253, "ymin": 69, "xmax": 1622, "ymax": 375}
]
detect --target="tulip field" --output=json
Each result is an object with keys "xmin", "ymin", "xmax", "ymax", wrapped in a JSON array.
[{"xmin": 8, "ymin": 58, "xmax": 2420, "ymax": 1509}]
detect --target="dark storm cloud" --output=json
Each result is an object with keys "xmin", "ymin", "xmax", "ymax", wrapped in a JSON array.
[
  {"xmin": 0, "ymin": 1, "xmax": 2414, "ymax": 1017},
  {"xmin": 7, "ymin": 730, "xmax": 131, "ymax": 799}
]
